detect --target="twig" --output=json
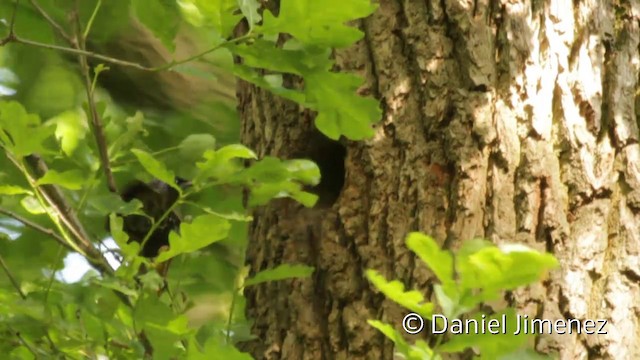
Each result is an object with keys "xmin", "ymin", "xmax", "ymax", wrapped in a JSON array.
[
  {"xmin": 139, "ymin": 197, "xmax": 182, "ymax": 254},
  {"xmin": 0, "ymin": 207, "xmax": 71, "ymax": 250},
  {"xmin": 0, "ymin": 252, "xmax": 27, "ymax": 300},
  {"xmin": 8, "ymin": 0, "xmax": 20, "ymax": 32},
  {"xmin": 1, "ymin": 33, "xmax": 253, "ymax": 72},
  {"xmin": 69, "ymin": 6, "xmax": 117, "ymax": 194},
  {"xmin": 0, "ymin": 0, "xmax": 19, "ymax": 46},
  {"xmin": 44, "ymin": 245, "xmax": 64, "ymax": 304},
  {"xmin": 28, "ymin": 0, "xmax": 74, "ymax": 45}
]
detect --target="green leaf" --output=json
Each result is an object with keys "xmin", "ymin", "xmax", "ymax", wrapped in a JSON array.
[
  {"xmin": 433, "ymin": 284, "xmax": 458, "ymax": 319},
  {"xmin": 132, "ymin": 0, "xmax": 180, "ymax": 51},
  {"xmin": 232, "ymin": 64, "xmax": 308, "ymax": 104},
  {"xmin": 0, "ymin": 185, "xmax": 32, "ymax": 196},
  {"xmin": 181, "ymin": 0, "xmax": 241, "ymax": 37},
  {"xmin": 189, "ymin": 337, "xmax": 253, "ymax": 360},
  {"xmin": 498, "ymin": 349, "xmax": 554, "ymax": 360},
  {"xmin": 456, "ymin": 242, "xmax": 559, "ymax": 295},
  {"xmin": 242, "ymin": 156, "xmax": 320, "ymax": 207},
  {"xmin": 179, "ymin": 134, "xmax": 217, "ymax": 161},
  {"xmin": 92, "ymin": 193, "xmax": 143, "ymax": 215},
  {"xmin": 108, "ymin": 213, "xmax": 142, "ymax": 260},
  {"xmin": 308, "ymin": 71, "xmax": 379, "ymax": 140},
  {"xmin": 195, "ymin": 144, "xmax": 256, "ymax": 183},
  {"xmin": 260, "ymin": 0, "xmax": 378, "ymax": 48},
  {"xmin": 109, "ymin": 112, "xmax": 145, "ymax": 160},
  {"xmin": 437, "ymin": 309, "xmax": 531, "ymax": 359},
  {"xmin": 20, "ymin": 196, "xmax": 47, "ymax": 215},
  {"xmin": 215, "ymin": 144, "xmax": 257, "ymax": 161},
  {"xmin": 365, "ymin": 269, "xmax": 433, "ymax": 318},
  {"xmin": 36, "ymin": 169, "xmax": 86, "ymax": 190},
  {"xmin": 92, "ymin": 277, "xmax": 138, "ymax": 298},
  {"xmin": 131, "ymin": 148, "xmax": 179, "ymax": 190},
  {"xmin": 0, "ymin": 101, "xmax": 54, "ymax": 157},
  {"xmin": 138, "ymin": 271, "xmax": 165, "ymax": 291},
  {"xmin": 409, "ymin": 341, "xmax": 440, "ymax": 360},
  {"xmin": 244, "ymin": 264, "xmax": 314, "ymax": 286},
  {"xmin": 229, "ymin": 41, "xmax": 380, "ymax": 140},
  {"xmin": 288, "ymin": 190, "xmax": 319, "ymax": 208},
  {"xmin": 406, "ymin": 232, "xmax": 454, "ymax": 286},
  {"xmin": 285, "ymin": 160, "xmax": 321, "ymax": 186},
  {"xmin": 155, "ymin": 214, "xmax": 231, "ymax": 262},
  {"xmin": 367, "ymin": 320, "xmax": 412, "ymax": 357},
  {"xmin": 237, "ymin": 0, "xmax": 261, "ymax": 30}
]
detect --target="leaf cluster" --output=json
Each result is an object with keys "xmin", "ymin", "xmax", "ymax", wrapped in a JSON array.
[{"xmin": 367, "ymin": 233, "xmax": 559, "ymax": 360}]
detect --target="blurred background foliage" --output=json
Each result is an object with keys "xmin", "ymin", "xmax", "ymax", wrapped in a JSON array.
[{"xmin": 0, "ymin": 0, "xmax": 250, "ymax": 356}]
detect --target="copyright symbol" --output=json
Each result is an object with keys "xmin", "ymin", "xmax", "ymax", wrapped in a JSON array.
[{"xmin": 402, "ymin": 313, "xmax": 424, "ymax": 334}]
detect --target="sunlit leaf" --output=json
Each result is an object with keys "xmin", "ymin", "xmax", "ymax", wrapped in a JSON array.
[
  {"xmin": 0, "ymin": 101, "xmax": 54, "ymax": 157},
  {"xmin": 155, "ymin": 214, "xmax": 231, "ymax": 262},
  {"xmin": 36, "ymin": 169, "xmax": 86, "ymax": 190},
  {"xmin": 260, "ymin": 0, "xmax": 377, "ymax": 48},
  {"xmin": 365, "ymin": 269, "xmax": 433, "ymax": 318},
  {"xmin": 131, "ymin": 148, "xmax": 179, "ymax": 190},
  {"xmin": 0, "ymin": 185, "xmax": 32, "ymax": 196}
]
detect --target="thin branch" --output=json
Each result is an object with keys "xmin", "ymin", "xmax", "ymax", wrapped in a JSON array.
[
  {"xmin": 0, "ymin": 0, "xmax": 19, "ymax": 46},
  {"xmin": 0, "ymin": 207, "xmax": 71, "ymax": 249},
  {"xmin": 28, "ymin": 0, "xmax": 74, "ymax": 45},
  {"xmin": 69, "ymin": 6, "xmax": 117, "ymax": 194},
  {"xmin": 80, "ymin": 57, "xmax": 118, "ymax": 193},
  {"xmin": 8, "ymin": 0, "xmax": 20, "ymax": 32},
  {"xmin": 44, "ymin": 245, "xmax": 64, "ymax": 305},
  {"xmin": 0, "ymin": 252, "xmax": 27, "ymax": 300},
  {"xmin": 139, "ymin": 198, "xmax": 182, "ymax": 254},
  {"xmin": 22, "ymin": 155, "xmax": 115, "ymax": 275},
  {"xmin": 2, "ymin": 33, "xmax": 253, "ymax": 72}
]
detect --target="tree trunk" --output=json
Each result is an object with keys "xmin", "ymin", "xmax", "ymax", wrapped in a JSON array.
[{"xmin": 238, "ymin": 1, "xmax": 640, "ymax": 359}]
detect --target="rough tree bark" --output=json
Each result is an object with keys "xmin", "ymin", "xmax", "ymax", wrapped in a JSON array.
[{"xmin": 238, "ymin": 0, "xmax": 640, "ymax": 359}]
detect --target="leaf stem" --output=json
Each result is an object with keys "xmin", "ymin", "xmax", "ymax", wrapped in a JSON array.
[
  {"xmin": 83, "ymin": 0, "xmax": 102, "ymax": 39},
  {"xmin": 226, "ymin": 287, "xmax": 238, "ymax": 344}
]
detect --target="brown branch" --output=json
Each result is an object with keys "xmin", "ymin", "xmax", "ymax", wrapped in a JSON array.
[
  {"xmin": 0, "ymin": 207, "xmax": 72, "ymax": 251},
  {"xmin": 79, "ymin": 54, "xmax": 118, "ymax": 193},
  {"xmin": 67, "ymin": 7, "xmax": 117, "ymax": 194},
  {"xmin": 23, "ymin": 155, "xmax": 114, "ymax": 275}
]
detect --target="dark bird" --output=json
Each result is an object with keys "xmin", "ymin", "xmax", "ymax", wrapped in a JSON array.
[{"xmin": 118, "ymin": 178, "xmax": 190, "ymax": 258}]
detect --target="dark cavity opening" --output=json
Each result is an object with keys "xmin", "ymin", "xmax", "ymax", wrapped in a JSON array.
[{"xmin": 296, "ymin": 130, "xmax": 347, "ymax": 208}]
